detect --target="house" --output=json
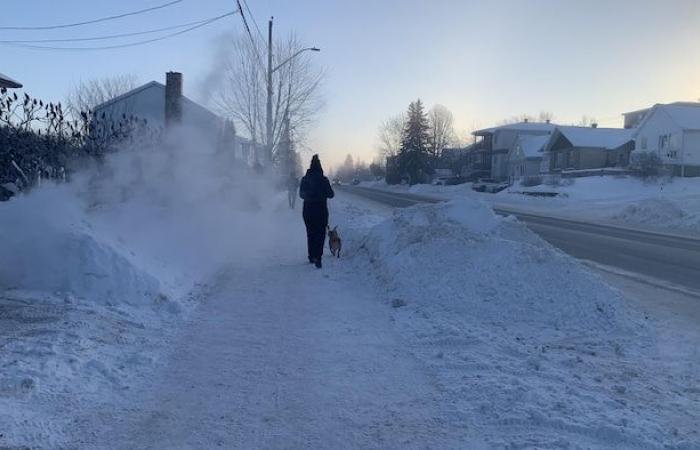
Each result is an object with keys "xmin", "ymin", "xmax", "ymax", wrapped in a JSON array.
[
  {"xmin": 0, "ymin": 72, "xmax": 22, "ymax": 89},
  {"xmin": 626, "ymin": 102, "xmax": 700, "ymax": 176},
  {"xmin": 542, "ymin": 125, "xmax": 634, "ymax": 175},
  {"xmin": 508, "ymin": 134, "xmax": 550, "ymax": 182},
  {"xmin": 623, "ymin": 106, "xmax": 651, "ymax": 129},
  {"xmin": 93, "ymin": 72, "xmax": 257, "ymax": 161},
  {"xmin": 472, "ymin": 121, "xmax": 556, "ymax": 180}
]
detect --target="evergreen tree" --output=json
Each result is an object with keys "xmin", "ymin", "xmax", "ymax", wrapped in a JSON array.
[{"xmin": 398, "ymin": 99, "xmax": 432, "ymax": 184}]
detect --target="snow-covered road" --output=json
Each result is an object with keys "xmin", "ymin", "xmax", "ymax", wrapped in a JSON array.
[{"xmin": 73, "ymin": 202, "xmax": 471, "ymax": 449}]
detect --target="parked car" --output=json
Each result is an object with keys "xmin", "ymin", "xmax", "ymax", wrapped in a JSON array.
[
  {"xmin": 351, "ymin": 178, "xmax": 361, "ymax": 185},
  {"xmin": 433, "ymin": 176, "xmax": 467, "ymax": 186},
  {"xmin": 472, "ymin": 178, "xmax": 510, "ymax": 193},
  {"xmin": 462, "ymin": 170, "xmax": 490, "ymax": 183},
  {"xmin": 332, "ymin": 178, "xmax": 341, "ymax": 186}
]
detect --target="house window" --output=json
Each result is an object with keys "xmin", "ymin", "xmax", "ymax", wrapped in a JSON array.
[{"xmin": 641, "ymin": 136, "xmax": 647, "ymax": 150}]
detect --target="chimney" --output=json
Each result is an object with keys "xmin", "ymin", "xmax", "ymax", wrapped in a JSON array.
[
  {"xmin": 591, "ymin": 122, "xmax": 598, "ymax": 128},
  {"xmin": 165, "ymin": 71, "xmax": 183, "ymax": 126}
]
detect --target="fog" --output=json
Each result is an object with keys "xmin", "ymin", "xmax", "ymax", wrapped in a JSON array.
[{"xmin": 0, "ymin": 124, "xmax": 294, "ymax": 302}]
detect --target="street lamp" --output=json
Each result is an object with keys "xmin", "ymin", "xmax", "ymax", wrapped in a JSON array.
[{"xmin": 265, "ymin": 17, "xmax": 320, "ymax": 164}]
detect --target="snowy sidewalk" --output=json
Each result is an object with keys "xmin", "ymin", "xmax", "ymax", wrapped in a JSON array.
[{"xmin": 77, "ymin": 224, "xmax": 469, "ymax": 448}]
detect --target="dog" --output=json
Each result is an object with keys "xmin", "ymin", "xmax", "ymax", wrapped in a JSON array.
[{"xmin": 327, "ymin": 225, "xmax": 342, "ymax": 258}]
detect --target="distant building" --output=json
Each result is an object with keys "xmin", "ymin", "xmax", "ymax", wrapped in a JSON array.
[
  {"xmin": 508, "ymin": 134, "xmax": 550, "ymax": 182},
  {"xmin": 622, "ymin": 106, "xmax": 651, "ymax": 129},
  {"xmin": 93, "ymin": 72, "xmax": 258, "ymax": 162},
  {"xmin": 0, "ymin": 72, "xmax": 22, "ymax": 89},
  {"xmin": 472, "ymin": 121, "xmax": 557, "ymax": 180},
  {"xmin": 542, "ymin": 125, "xmax": 634, "ymax": 174},
  {"xmin": 629, "ymin": 102, "xmax": 700, "ymax": 176}
]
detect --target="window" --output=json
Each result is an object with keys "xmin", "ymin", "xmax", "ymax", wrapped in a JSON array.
[
  {"xmin": 658, "ymin": 133, "xmax": 679, "ymax": 151},
  {"xmin": 641, "ymin": 136, "xmax": 647, "ymax": 150}
]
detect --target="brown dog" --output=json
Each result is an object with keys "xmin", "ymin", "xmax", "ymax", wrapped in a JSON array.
[{"xmin": 327, "ymin": 226, "xmax": 342, "ymax": 258}]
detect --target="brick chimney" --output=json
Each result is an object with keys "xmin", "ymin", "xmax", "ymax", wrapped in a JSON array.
[{"xmin": 165, "ymin": 71, "xmax": 183, "ymax": 126}]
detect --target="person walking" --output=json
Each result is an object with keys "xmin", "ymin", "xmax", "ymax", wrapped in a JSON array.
[
  {"xmin": 299, "ymin": 155, "xmax": 334, "ymax": 268},
  {"xmin": 286, "ymin": 172, "xmax": 299, "ymax": 209}
]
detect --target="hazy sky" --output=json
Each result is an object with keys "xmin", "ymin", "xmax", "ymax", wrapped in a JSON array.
[{"xmin": 3, "ymin": 0, "xmax": 700, "ymax": 168}]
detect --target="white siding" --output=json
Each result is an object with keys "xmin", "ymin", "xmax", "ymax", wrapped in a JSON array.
[
  {"xmin": 634, "ymin": 109, "xmax": 683, "ymax": 164},
  {"xmin": 682, "ymin": 131, "xmax": 700, "ymax": 166}
]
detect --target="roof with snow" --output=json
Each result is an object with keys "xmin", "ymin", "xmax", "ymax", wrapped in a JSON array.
[
  {"xmin": 473, "ymin": 121, "xmax": 557, "ymax": 136},
  {"xmin": 93, "ymin": 81, "xmax": 219, "ymax": 121},
  {"xmin": 654, "ymin": 102, "xmax": 700, "ymax": 130},
  {"xmin": 515, "ymin": 134, "xmax": 550, "ymax": 158},
  {"xmin": 624, "ymin": 102, "xmax": 700, "ymax": 131},
  {"xmin": 552, "ymin": 126, "xmax": 634, "ymax": 150},
  {"xmin": 0, "ymin": 72, "xmax": 22, "ymax": 88}
]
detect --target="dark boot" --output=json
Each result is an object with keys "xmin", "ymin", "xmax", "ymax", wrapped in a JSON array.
[{"xmin": 315, "ymin": 258, "xmax": 322, "ymax": 269}]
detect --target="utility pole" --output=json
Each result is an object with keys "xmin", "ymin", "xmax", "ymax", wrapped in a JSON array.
[
  {"xmin": 262, "ymin": 15, "xmax": 318, "ymax": 167},
  {"xmin": 266, "ymin": 17, "xmax": 274, "ymax": 165}
]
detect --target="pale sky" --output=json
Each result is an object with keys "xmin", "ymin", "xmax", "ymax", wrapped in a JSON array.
[{"xmin": 3, "ymin": 0, "xmax": 700, "ymax": 168}]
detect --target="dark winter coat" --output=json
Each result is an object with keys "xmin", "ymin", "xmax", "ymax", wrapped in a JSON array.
[{"xmin": 299, "ymin": 169, "xmax": 335, "ymax": 204}]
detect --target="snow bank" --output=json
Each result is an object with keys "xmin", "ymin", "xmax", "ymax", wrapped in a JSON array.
[
  {"xmin": 611, "ymin": 197, "xmax": 700, "ymax": 233},
  {"xmin": 0, "ymin": 126, "xmax": 285, "ymax": 303},
  {"xmin": 347, "ymin": 197, "xmax": 697, "ymax": 447},
  {"xmin": 363, "ymin": 197, "xmax": 634, "ymax": 336},
  {"xmin": 0, "ymin": 187, "xmax": 161, "ymax": 305}
]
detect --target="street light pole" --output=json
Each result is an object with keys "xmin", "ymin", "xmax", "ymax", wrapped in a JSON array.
[
  {"xmin": 264, "ymin": 16, "xmax": 319, "ymax": 166},
  {"xmin": 266, "ymin": 17, "xmax": 274, "ymax": 164}
]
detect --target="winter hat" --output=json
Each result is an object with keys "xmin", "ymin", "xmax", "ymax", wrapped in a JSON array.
[{"xmin": 309, "ymin": 154, "xmax": 323, "ymax": 173}]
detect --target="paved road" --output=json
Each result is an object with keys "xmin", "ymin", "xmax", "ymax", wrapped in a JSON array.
[{"xmin": 340, "ymin": 185, "xmax": 700, "ymax": 293}]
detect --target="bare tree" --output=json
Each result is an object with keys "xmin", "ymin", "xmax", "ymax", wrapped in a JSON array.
[
  {"xmin": 377, "ymin": 113, "xmax": 406, "ymax": 160},
  {"xmin": 578, "ymin": 115, "xmax": 597, "ymax": 127},
  {"xmin": 428, "ymin": 104, "xmax": 456, "ymax": 159},
  {"xmin": 499, "ymin": 114, "xmax": 535, "ymax": 125},
  {"xmin": 208, "ymin": 33, "xmax": 324, "ymax": 165},
  {"xmin": 538, "ymin": 111, "xmax": 555, "ymax": 123},
  {"xmin": 65, "ymin": 74, "xmax": 139, "ymax": 115}
]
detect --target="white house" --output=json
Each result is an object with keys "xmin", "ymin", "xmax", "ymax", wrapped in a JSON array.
[
  {"xmin": 508, "ymin": 134, "xmax": 550, "ymax": 182},
  {"xmin": 93, "ymin": 72, "xmax": 257, "ymax": 162},
  {"xmin": 472, "ymin": 121, "xmax": 556, "ymax": 181},
  {"xmin": 626, "ymin": 102, "xmax": 700, "ymax": 176}
]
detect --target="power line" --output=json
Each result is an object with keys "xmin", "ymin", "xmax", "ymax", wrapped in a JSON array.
[
  {"xmin": 0, "ymin": 11, "xmax": 237, "ymax": 51},
  {"xmin": 0, "ymin": 0, "xmax": 183, "ymax": 31},
  {"xmin": 236, "ymin": 0, "xmax": 258, "ymax": 49},
  {"xmin": 236, "ymin": 0, "xmax": 265, "ymax": 72},
  {"xmin": 0, "ymin": 17, "xmax": 216, "ymax": 44},
  {"xmin": 241, "ymin": 0, "xmax": 266, "ymax": 45}
]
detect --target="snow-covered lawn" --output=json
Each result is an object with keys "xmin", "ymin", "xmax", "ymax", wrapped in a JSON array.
[
  {"xmin": 362, "ymin": 176, "xmax": 700, "ymax": 236},
  {"xmin": 1, "ymin": 171, "xmax": 698, "ymax": 447}
]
